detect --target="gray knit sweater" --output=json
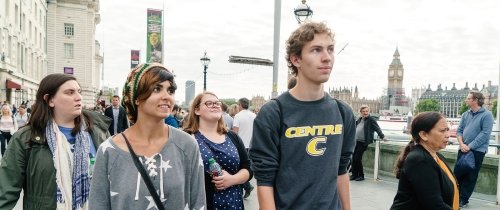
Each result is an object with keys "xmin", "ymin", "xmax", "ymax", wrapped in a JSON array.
[{"xmin": 89, "ymin": 127, "xmax": 206, "ymax": 210}]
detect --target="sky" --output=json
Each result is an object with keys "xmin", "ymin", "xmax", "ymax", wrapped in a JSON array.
[{"xmin": 96, "ymin": 0, "xmax": 500, "ymax": 104}]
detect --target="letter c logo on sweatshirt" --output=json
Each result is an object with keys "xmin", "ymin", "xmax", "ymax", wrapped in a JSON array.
[{"xmin": 306, "ymin": 136, "xmax": 327, "ymax": 156}]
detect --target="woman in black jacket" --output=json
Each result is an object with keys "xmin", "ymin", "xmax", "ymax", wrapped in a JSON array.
[
  {"xmin": 391, "ymin": 112, "xmax": 458, "ymax": 210},
  {"xmin": 184, "ymin": 91, "xmax": 253, "ymax": 210},
  {"xmin": 351, "ymin": 105, "xmax": 385, "ymax": 181}
]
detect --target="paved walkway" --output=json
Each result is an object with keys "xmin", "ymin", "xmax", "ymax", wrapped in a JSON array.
[
  {"xmin": 10, "ymin": 177, "xmax": 500, "ymax": 209},
  {"xmin": 350, "ymin": 177, "xmax": 499, "ymax": 210},
  {"xmin": 243, "ymin": 176, "xmax": 500, "ymax": 210}
]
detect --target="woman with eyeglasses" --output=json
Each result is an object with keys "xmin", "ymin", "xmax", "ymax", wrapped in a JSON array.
[{"xmin": 183, "ymin": 92, "xmax": 253, "ymax": 210}]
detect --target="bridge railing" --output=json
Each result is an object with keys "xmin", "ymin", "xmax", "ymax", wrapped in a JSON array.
[{"xmin": 371, "ymin": 129, "xmax": 500, "ymax": 204}]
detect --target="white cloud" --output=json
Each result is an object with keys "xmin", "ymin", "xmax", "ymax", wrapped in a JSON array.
[{"xmin": 97, "ymin": 0, "xmax": 500, "ymax": 103}]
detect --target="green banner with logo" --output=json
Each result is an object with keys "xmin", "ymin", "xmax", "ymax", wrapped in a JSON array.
[{"xmin": 146, "ymin": 9, "xmax": 163, "ymax": 63}]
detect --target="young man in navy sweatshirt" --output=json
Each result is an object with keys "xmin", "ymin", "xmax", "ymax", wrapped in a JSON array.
[{"xmin": 249, "ymin": 22, "xmax": 356, "ymax": 210}]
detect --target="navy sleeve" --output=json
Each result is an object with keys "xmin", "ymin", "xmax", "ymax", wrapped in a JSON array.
[
  {"xmin": 370, "ymin": 117, "xmax": 385, "ymax": 139},
  {"xmin": 249, "ymin": 101, "xmax": 281, "ymax": 186}
]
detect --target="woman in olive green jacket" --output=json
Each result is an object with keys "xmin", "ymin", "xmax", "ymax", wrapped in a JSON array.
[{"xmin": 0, "ymin": 74, "xmax": 111, "ymax": 210}]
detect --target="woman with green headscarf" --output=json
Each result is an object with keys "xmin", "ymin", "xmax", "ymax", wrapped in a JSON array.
[{"xmin": 89, "ymin": 63, "xmax": 206, "ymax": 210}]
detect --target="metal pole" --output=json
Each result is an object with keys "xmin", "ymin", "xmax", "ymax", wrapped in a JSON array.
[
  {"xmin": 496, "ymin": 57, "xmax": 500, "ymax": 205},
  {"xmin": 203, "ymin": 65, "xmax": 207, "ymax": 91},
  {"xmin": 271, "ymin": 0, "xmax": 281, "ymax": 98},
  {"xmin": 374, "ymin": 139, "xmax": 380, "ymax": 181}
]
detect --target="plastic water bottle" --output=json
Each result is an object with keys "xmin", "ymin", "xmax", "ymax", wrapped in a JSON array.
[
  {"xmin": 208, "ymin": 158, "xmax": 222, "ymax": 177},
  {"xmin": 89, "ymin": 156, "xmax": 96, "ymax": 178}
]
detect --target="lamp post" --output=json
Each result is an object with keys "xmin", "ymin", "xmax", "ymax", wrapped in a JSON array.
[
  {"xmin": 294, "ymin": 0, "xmax": 313, "ymax": 24},
  {"xmin": 200, "ymin": 51, "xmax": 210, "ymax": 91},
  {"xmin": 272, "ymin": 0, "xmax": 281, "ymax": 98}
]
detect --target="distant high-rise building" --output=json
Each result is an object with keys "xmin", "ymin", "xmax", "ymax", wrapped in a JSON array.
[
  {"xmin": 185, "ymin": 80, "xmax": 195, "ymax": 106},
  {"xmin": 46, "ymin": 0, "xmax": 102, "ymax": 107}
]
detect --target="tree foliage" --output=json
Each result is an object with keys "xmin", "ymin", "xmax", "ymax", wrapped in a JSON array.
[
  {"xmin": 415, "ymin": 99, "xmax": 441, "ymax": 114},
  {"xmin": 492, "ymin": 100, "xmax": 497, "ymax": 119},
  {"xmin": 220, "ymin": 99, "xmax": 237, "ymax": 107},
  {"xmin": 459, "ymin": 101, "xmax": 469, "ymax": 115}
]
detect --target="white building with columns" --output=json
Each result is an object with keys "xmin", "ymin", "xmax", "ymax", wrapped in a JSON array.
[
  {"xmin": 46, "ymin": 0, "xmax": 102, "ymax": 107},
  {"xmin": 0, "ymin": 0, "xmax": 48, "ymax": 105}
]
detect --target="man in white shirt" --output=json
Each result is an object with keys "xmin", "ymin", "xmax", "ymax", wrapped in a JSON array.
[
  {"xmin": 232, "ymin": 97, "xmax": 256, "ymax": 198},
  {"xmin": 221, "ymin": 102, "xmax": 233, "ymax": 129}
]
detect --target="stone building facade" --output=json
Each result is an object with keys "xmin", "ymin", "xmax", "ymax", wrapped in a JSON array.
[
  {"xmin": 0, "ymin": 0, "xmax": 48, "ymax": 105},
  {"xmin": 418, "ymin": 82, "xmax": 497, "ymax": 118},
  {"xmin": 46, "ymin": 0, "xmax": 102, "ymax": 107},
  {"xmin": 330, "ymin": 86, "xmax": 381, "ymax": 116}
]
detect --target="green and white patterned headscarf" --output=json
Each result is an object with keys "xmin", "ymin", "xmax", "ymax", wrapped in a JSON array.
[{"xmin": 122, "ymin": 63, "xmax": 168, "ymax": 116}]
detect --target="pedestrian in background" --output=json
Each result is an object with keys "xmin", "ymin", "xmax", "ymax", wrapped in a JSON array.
[
  {"xmin": 89, "ymin": 63, "xmax": 205, "ymax": 210},
  {"xmin": 14, "ymin": 104, "xmax": 30, "ymax": 127},
  {"xmin": 350, "ymin": 105, "xmax": 385, "ymax": 181},
  {"xmin": 232, "ymin": 97, "xmax": 256, "ymax": 198},
  {"xmin": 164, "ymin": 104, "xmax": 180, "ymax": 128},
  {"xmin": 454, "ymin": 91, "xmax": 493, "ymax": 208},
  {"xmin": 0, "ymin": 73, "xmax": 111, "ymax": 209},
  {"xmin": 104, "ymin": 95, "xmax": 129, "ymax": 135},
  {"xmin": 184, "ymin": 91, "xmax": 252, "ymax": 210},
  {"xmin": 0, "ymin": 104, "xmax": 18, "ymax": 156},
  {"xmin": 11, "ymin": 104, "xmax": 17, "ymax": 116},
  {"xmin": 391, "ymin": 112, "xmax": 458, "ymax": 210},
  {"xmin": 221, "ymin": 102, "xmax": 233, "ymax": 129},
  {"xmin": 228, "ymin": 104, "xmax": 239, "ymax": 118}
]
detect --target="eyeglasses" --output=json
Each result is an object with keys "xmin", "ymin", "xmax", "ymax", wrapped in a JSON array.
[{"xmin": 203, "ymin": 101, "xmax": 222, "ymax": 108}]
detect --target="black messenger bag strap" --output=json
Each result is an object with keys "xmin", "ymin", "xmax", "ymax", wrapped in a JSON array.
[{"xmin": 120, "ymin": 133, "xmax": 166, "ymax": 210}]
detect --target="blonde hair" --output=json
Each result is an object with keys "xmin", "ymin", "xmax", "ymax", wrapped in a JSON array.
[
  {"xmin": 359, "ymin": 105, "xmax": 369, "ymax": 113},
  {"xmin": 228, "ymin": 104, "xmax": 239, "ymax": 117},
  {"xmin": 183, "ymin": 92, "xmax": 228, "ymax": 135},
  {"xmin": 1, "ymin": 104, "xmax": 13, "ymax": 116}
]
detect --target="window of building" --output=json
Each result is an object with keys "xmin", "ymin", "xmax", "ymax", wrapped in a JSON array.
[
  {"xmin": 5, "ymin": 0, "xmax": 9, "ymax": 18},
  {"xmin": 22, "ymin": 13, "xmax": 25, "ymax": 32},
  {"xmin": 64, "ymin": 23, "xmax": 74, "ymax": 36},
  {"xmin": 15, "ymin": 4, "xmax": 19, "ymax": 26},
  {"xmin": 64, "ymin": 43, "xmax": 74, "ymax": 58},
  {"xmin": 8, "ymin": 36, "xmax": 12, "ymax": 60},
  {"xmin": 29, "ymin": 21, "xmax": 32, "ymax": 38},
  {"xmin": 64, "ymin": 67, "xmax": 74, "ymax": 74}
]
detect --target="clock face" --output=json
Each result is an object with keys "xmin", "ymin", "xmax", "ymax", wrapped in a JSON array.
[
  {"xmin": 389, "ymin": 70, "xmax": 394, "ymax": 77},
  {"xmin": 397, "ymin": 70, "xmax": 403, "ymax": 76}
]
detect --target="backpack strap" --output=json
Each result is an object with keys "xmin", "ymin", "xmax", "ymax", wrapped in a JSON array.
[
  {"xmin": 270, "ymin": 98, "xmax": 284, "ymax": 135},
  {"xmin": 334, "ymin": 98, "xmax": 346, "ymax": 123}
]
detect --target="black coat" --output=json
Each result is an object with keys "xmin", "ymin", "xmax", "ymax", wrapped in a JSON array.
[
  {"xmin": 356, "ymin": 116, "xmax": 385, "ymax": 144},
  {"xmin": 104, "ymin": 106, "xmax": 129, "ymax": 135},
  {"xmin": 390, "ymin": 145, "xmax": 456, "ymax": 210}
]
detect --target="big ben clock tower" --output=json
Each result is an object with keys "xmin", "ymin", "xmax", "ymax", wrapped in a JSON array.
[{"xmin": 387, "ymin": 48, "xmax": 404, "ymax": 106}]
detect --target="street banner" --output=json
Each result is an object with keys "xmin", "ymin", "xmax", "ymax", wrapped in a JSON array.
[
  {"xmin": 146, "ymin": 9, "xmax": 163, "ymax": 63},
  {"xmin": 131, "ymin": 50, "xmax": 140, "ymax": 68}
]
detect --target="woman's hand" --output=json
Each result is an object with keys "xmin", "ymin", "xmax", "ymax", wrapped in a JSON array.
[{"xmin": 212, "ymin": 170, "xmax": 235, "ymax": 191}]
